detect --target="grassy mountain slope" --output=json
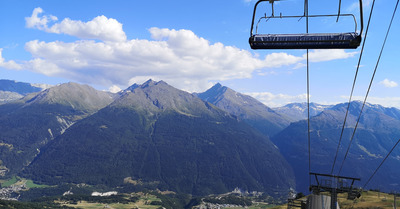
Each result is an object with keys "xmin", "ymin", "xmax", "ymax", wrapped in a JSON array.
[
  {"xmin": 0, "ymin": 83, "xmax": 114, "ymax": 178},
  {"xmin": 272, "ymin": 101, "xmax": 400, "ymax": 193},
  {"xmin": 24, "ymin": 80, "xmax": 295, "ymax": 196}
]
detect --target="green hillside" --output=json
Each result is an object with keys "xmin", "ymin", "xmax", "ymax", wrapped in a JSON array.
[
  {"xmin": 271, "ymin": 191, "xmax": 400, "ymax": 209},
  {"xmin": 23, "ymin": 80, "xmax": 295, "ymax": 197}
]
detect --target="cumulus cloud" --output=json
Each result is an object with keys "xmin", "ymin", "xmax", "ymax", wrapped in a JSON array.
[
  {"xmin": 380, "ymin": 79, "xmax": 398, "ymax": 88},
  {"xmin": 25, "ymin": 7, "xmax": 58, "ymax": 30},
  {"xmin": 108, "ymin": 85, "xmax": 122, "ymax": 93},
  {"xmin": 246, "ymin": 91, "xmax": 309, "ymax": 107},
  {"xmin": 18, "ymin": 8, "xmax": 358, "ymax": 92},
  {"xmin": 305, "ymin": 49, "xmax": 357, "ymax": 62},
  {"xmin": 22, "ymin": 27, "xmax": 306, "ymax": 92},
  {"xmin": 0, "ymin": 49, "xmax": 22, "ymax": 70},
  {"xmin": 25, "ymin": 7, "xmax": 126, "ymax": 42}
]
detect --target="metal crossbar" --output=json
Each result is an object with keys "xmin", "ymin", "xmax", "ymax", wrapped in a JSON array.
[{"xmin": 249, "ymin": 0, "xmax": 364, "ymax": 50}]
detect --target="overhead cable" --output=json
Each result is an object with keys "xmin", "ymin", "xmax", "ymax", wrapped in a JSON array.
[
  {"xmin": 363, "ymin": 138, "xmax": 400, "ymax": 189},
  {"xmin": 336, "ymin": 0, "xmax": 342, "ymax": 22},
  {"xmin": 305, "ymin": 0, "xmax": 312, "ymax": 188},
  {"xmin": 330, "ymin": 0, "xmax": 376, "ymax": 174},
  {"xmin": 338, "ymin": 0, "xmax": 399, "ymax": 175}
]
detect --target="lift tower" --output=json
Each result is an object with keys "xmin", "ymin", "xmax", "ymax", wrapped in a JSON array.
[{"xmin": 309, "ymin": 173, "xmax": 361, "ymax": 209}]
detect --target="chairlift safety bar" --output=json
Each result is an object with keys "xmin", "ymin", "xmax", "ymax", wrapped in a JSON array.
[
  {"xmin": 255, "ymin": 14, "xmax": 359, "ymax": 35},
  {"xmin": 249, "ymin": 0, "xmax": 364, "ymax": 49},
  {"xmin": 250, "ymin": 0, "xmax": 364, "ymax": 37}
]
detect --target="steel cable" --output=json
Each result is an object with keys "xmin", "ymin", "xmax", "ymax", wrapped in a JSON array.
[
  {"xmin": 363, "ymin": 138, "xmax": 400, "ymax": 189},
  {"xmin": 305, "ymin": 0, "xmax": 312, "ymax": 188},
  {"xmin": 330, "ymin": 0, "xmax": 376, "ymax": 174},
  {"xmin": 338, "ymin": 0, "xmax": 399, "ymax": 175}
]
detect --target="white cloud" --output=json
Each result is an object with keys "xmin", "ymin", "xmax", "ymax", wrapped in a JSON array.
[
  {"xmin": 108, "ymin": 85, "xmax": 122, "ymax": 93},
  {"xmin": 304, "ymin": 49, "xmax": 357, "ymax": 62},
  {"xmin": 22, "ymin": 28, "xmax": 357, "ymax": 92},
  {"xmin": 246, "ymin": 91, "xmax": 309, "ymax": 107},
  {"xmin": 293, "ymin": 63, "xmax": 307, "ymax": 69},
  {"xmin": 22, "ymin": 27, "xmax": 307, "ymax": 92},
  {"xmin": 17, "ymin": 9, "xmax": 359, "ymax": 92},
  {"xmin": 48, "ymin": 16, "xmax": 126, "ymax": 42},
  {"xmin": 0, "ymin": 49, "xmax": 22, "ymax": 70},
  {"xmin": 25, "ymin": 7, "xmax": 126, "ymax": 42},
  {"xmin": 25, "ymin": 7, "xmax": 58, "ymax": 30},
  {"xmin": 380, "ymin": 79, "xmax": 398, "ymax": 88}
]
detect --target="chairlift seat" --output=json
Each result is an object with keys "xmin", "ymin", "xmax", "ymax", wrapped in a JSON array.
[{"xmin": 249, "ymin": 32, "xmax": 361, "ymax": 49}]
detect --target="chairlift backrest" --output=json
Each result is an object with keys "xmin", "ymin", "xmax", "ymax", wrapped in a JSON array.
[{"xmin": 249, "ymin": 0, "xmax": 364, "ymax": 50}]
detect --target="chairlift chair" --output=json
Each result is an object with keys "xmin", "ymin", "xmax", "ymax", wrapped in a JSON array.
[{"xmin": 249, "ymin": 0, "xmax": 364, "ymax": 49}]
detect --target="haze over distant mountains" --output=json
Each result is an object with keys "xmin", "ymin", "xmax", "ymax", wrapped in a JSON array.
[
  {"xmin": 0, "ymin": 79, "xmax": 399, "ymax": 196},
  {"xmin": 272, "ymin": 102, "xmax": 333, "ymax": 122},
  {"xmin": 0, "ymin": 79, "xmax": 51, "ymax": 104},
  {"xmin": 273, "ymin": 101, "xmax": 400, "ymax": 193}
]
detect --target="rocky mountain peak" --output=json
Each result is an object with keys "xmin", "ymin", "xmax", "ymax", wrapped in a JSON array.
[
  {"xmin": 196, "ymin": 83, "xmax": 227, "ymax": 104},
  {"xmin": 141, "ymin": 79, "xmax": 158, "ymax": 87},
  {"xmin": 125, "ymin": 80, "xmax": 169, "ymax": 92},
  {"xmin": 113, "ymin": 80, "xmax": 223, "ymax": 118},
  {"xmin": 25, "ymin": 82, "xmax": 114, "ymax": 112},
  {"xmin": 23, "ymin": 81, "xmax": 295, "ymax": 197},
  {"xmin": 125, "ymin": 84, "xmax": 140, "ymax": 92},
  {"xmin": 197, "ymin": 83, "xmax": 291, "ymax": 137}
]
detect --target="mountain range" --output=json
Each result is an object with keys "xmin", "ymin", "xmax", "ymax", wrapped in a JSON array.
[
  {"xmin": 0, "ymin": 80, "xmax": 50, "ymax": 104},
  {"xmin": 272, "ymin": 101, "xmax": 400, "ymax": 193},
  {"xmin": 0, "ymin": 82, "xmax": 114, "ymax": 178},
  {"xmin": 1, "ymin": 80, "xmax": 295, "ymax": 197},
  {"xmin": 196, "ymin": 83, "xmax": 291, "ymax": 137},
  {"xmin": 272, "ymin": 102, "xmax": 333, "ymax": 122},
  {"xmin": 0, "ymin": 79, "xmax": 399, "ymax": 196}
]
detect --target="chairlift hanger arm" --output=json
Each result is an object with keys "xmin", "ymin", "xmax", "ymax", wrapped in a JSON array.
[
  {"xmin": 255, "ymin": 14, "xmax": 359, "ymax": 35},
  {"xmin": 309, "ymin": 172, "xmax": 361, "ymax": 182},
  {"xmin": 250, "ymin": 0, "xmax": 364, "ymax": 36},
  {"xmin": 250, "ymin": 0, "xmax": 269, "ymax": 38},
  {"xmin": 309, "ymin": 172, "xmax": 361, "ymax": 198},
  {"xmin": 249, "ymin": 0, "xmax": 364, "ymax": 49}
]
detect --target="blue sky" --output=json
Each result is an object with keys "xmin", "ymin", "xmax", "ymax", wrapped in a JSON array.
[{"xmin": 0, "ymin": 0, "xmax": 399, "ymax": 107}]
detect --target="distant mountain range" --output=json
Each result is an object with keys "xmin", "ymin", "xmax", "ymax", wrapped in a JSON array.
[
  {"xmin": 0, "ymin": 80, "xmax": 50, "ymax": 104},
  {"xmin": 1, "ymin": 79, "xmax": 399, "ymax": 196},
  {"xmin": 273, "ymin": 101, "xmax": 400, "ymax": 193},
  {"xmin": 272, "ymin": 102, "xmax": 333, "ymax": 122}
]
